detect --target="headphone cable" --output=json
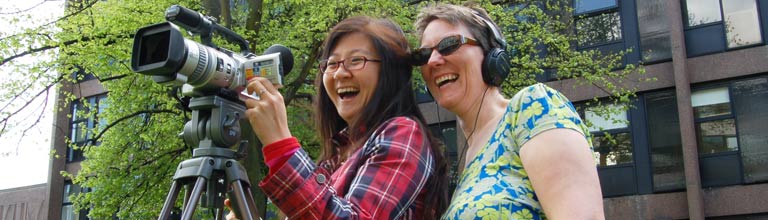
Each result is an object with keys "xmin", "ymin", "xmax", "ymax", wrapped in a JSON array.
[{"xmin": 454, "ymin": 85, "xmax": 491, "ymax": 183}]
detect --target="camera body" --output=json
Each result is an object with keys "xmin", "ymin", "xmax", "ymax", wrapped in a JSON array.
[{"xmin": 130, "ymin": 5, "xmax": 290, "ymax": 98}]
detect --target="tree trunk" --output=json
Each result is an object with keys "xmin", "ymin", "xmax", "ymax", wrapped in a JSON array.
[
  {"xmin": 245, "ymin": 0, "xmax": 264, "ymax": 46},
  {"xmin": 202, "ymin": 0, "xmax": 221, "ymax": 22},
  {"xmin": 241, "ymin": 121, "xmax": 268, "ymax": 218},
  {"xmin": 219, "ymin": 0, "xmax": 232, "ymax": 28}
]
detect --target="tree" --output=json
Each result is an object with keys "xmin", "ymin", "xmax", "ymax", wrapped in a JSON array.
[{"xmin": 0, "ymin": 0, "xmax": 646, "ymax": 219}]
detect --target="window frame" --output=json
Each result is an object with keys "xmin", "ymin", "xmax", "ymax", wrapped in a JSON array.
[
  {"xmin": 691, "ymin": 84, "xmax": 740, "ymax": 156},
  {"xmin": 574, "ymin": 6, "xmax": 625, "ymax": 49},
  {"xmin": 635, "ymin": 0, "xmax": 674, "ymax": 64},
  {"xmin": 67, "ymin": 94, "xmax": 107, "ymax": 163},
  {"xmin": 573, "ymin": 0, "xmax": 619, "ymax": 16},
  {"xmin": 682, "ymin": 0, "xmax": 765, "ymax": 57},
  {"xmin": 683, "ymin": 0, "xmax": 724, "ymax": 28},
  {"xmin": 579, "ymin": 103, "xmax": 634, "ymax": 167},
  {"xmin": 575, "ymin": 100, "xmax": 645, "ymax": 197},
  {"xmin": 691, "ymin": 83, "xmax": 745, "ymax": 187},
  {"xmin": 62, "ymin": 181, "xmax": 90, "ymax": 220},
  {"xmin": 720, "ymin": 0, "xmax": 764, "ymax": 49}
]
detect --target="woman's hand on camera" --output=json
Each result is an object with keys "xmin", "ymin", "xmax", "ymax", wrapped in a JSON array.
[{"xmin": 244, "ymin": 77, "xmax": 292, "ymax": 145}]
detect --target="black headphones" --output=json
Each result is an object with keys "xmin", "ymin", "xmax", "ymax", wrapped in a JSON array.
[{"xmin": 475, "ymin": 13, "xmax": 511, "ymax": 86}]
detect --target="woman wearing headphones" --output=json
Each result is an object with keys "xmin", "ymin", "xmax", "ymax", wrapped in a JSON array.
[{"xmin": 414, "ymin": 3, "xmax": 604, "ymax": 220}]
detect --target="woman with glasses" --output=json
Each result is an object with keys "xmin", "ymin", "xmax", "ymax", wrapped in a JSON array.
[
  {"xmin": 414, "ymin": 3, "xmax": 604, "ymax": 220},
  {"xmin": 237, "ymin": 16, "xmax": 449, "ymax": 220}
]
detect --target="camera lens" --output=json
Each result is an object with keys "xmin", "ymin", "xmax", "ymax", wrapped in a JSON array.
[{"xmin": 138, "ymin": 31, "xmax": 170, "ymax": 66}]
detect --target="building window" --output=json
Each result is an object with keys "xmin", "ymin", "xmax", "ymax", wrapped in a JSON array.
[
  {"xmin": 62, "ymin": 181, "xmax": 90, "ymax": 220},
  {"xmin": 731, "ymin": 76, "xmax": 768, "ymax": 183},
  {"xmin": 68, "ymin": 95, "xmax": 108, "ymax": 163},
  {"xmin": 645, "ymin": 90, "xmax": 685, "ymax": 192},
  {"xmin": 429, "ymin": 121, "xmax": 459, "ymax": 187},
  {"xmin": 685, "ymin": 0, "xmax": 722, "ymax": 27},
  {"xmin": 636, "ymin": 0, "xmax": 672, "ymax": 62},
  {"xmin": 573, "ymin": 0, "xmax": 617, "ymax": 14},
  {"xmin": 684, "ymin": 0, "xmax": 762, "ymax": 51},
  {"xmin": 692, "ymin": 87, "xmax": 738, "ymax": 154},
  {"xmin": 583, "ymin": 104, "xmax": 632, "ymax": 167},
  {"xmin": 414, "ymin": 85, "xmax": 434, "ymax": 103},
  {"xmin": 71, "ymin": 66, "xmax": 96, "ymax": 82},
  {"xmin": 576, "ymin": 12, "xmax": 623, "ymax": 47},
  {"xmin": 574, "ymin": 0, "xmax": 622, "ymax": 48},
  {"xmin": 722, "ymin": 0, "xmax": 762, "ymax": 48}
]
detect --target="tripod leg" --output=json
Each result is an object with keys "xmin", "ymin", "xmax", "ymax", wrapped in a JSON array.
[
  {"xmin": 182, "ymin": 184, "xmax": 191, "ymax": 214},
  {"xmin": 181, "ymin": 177, "xmax": 207, "ymax": 220},
  {"xmin": 158, "ymin": 180, "xmax": 182, "ymax": 220},
  {"xmin": 230, "ymin": 180, "xmax": 258, "ymax": 220},
  {"xmin": 241, "ymin": 186, "xmax": 259, "ymax": 217}
]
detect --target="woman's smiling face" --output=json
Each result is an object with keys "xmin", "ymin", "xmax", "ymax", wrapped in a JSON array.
[
  {"xmin": 322, "ymin": 32, "xmax": 381, "ymax": 124},
  {"xmin": 419, "ymin": 19, "xmax": 487, "ymax": 113}
]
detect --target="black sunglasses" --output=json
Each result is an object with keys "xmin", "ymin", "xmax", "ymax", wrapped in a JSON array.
[{"xmin": 412, "ymin": 35, "xmax": 479, "ymax": 66}]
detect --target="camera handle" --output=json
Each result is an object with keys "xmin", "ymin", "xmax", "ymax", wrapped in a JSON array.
[
  {"xmin": 158, "ymin": 95, "xmax": 260, "ymax": 220},
  {"xmin": 165, "ymin": 5, "xmax": 251, "ymax": 54}
]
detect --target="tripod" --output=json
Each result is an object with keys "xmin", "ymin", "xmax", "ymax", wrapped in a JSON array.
[{"xmin": 158, "ymin": 94, "xmax": 261, "ymax": 220}]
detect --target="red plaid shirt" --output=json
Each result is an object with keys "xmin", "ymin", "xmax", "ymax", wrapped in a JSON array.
[{"xmin": 259, "ymin": 116, "xmax": 435, "ymax": 219}]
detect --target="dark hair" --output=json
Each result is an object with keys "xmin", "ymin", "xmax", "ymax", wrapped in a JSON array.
[{"xmin": 314, "ymin": 16, "xmax": 449, "ymax": 219}]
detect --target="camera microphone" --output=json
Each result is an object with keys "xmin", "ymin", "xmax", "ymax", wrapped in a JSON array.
[
  {"xmin": 263, "ymin": 44, "xmax": 294, "ymax": 75},
  {"xmin": 164, "ymin": 5, "xmax": 213, "ymax": 36}
]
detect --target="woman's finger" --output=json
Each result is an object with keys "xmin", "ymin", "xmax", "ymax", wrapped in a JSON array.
[
  {"xmin": 255, "ymin": 77, "xmax": 280, "ymax": 95},
  {"xmin": 224, "ymin": 199, "xmax": 239, "ymax": 220},
  {"xmin": 246, "ymin": 78, "xmax": 270, "ymax": 99}
]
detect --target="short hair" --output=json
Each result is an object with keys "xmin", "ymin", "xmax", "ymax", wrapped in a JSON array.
[{"xmin": 414, "ymin": 3, "xmax": 504, "ymax": 54}]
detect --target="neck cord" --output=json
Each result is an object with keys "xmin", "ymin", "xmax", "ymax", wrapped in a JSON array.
[{"xmin": 454, "ymin": 86, "xmax": 491, "ymax": 181}]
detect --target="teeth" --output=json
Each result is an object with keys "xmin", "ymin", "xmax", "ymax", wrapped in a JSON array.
[
  {"xmin": 337, "ymin": 87, "xmax": 359, "ymax": 94},
  {"xmin": 435, "ymin": 74, "xmax": 458, "ymax": 86}
]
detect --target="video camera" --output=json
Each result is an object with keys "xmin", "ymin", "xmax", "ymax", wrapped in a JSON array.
[
  {"xmin": 130, "ymin": 4, "xmax": 293, "ymax": 98},
  {"xmin": 129, "ymin": 6, "xmax": 293, "ymax": 219}
]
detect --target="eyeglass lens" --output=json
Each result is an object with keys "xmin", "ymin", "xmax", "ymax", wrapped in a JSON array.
[
  {"xmin": 413, "ymin": 35, "xmax": 473, "ymax": 66},
  {"xmin": 320, "ymin": 56, "xmax": 377, "ymax": 73}
]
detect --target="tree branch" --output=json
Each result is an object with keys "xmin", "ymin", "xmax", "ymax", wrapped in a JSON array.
[
  {"xmin": 2, "ymin": 30, "xmax": 132, "ymax": 67},
  {"xmin": 0, "ymin": 1, "xmax": 46, "ymax": 15},
  {"xmin": 0, "ymin": 0, "xmax": 99, "ymax": 42},
  {"xmin": 1, "ymin": 37, "xmax": 82, "ymax": 66},
  {"xmin": 97, "ymin": 74, "xmax": 128, "ymax": 82},
  {"xmin": 88, "ymin": 109, "xmax": 178, "ymax": 146},
  {"xmin": 283, "ymin": 39, "xmax": 322, "ymax": 105},
  {"xmin": 16, "ymin": 85, "xmax": 51, "ymax": 146},
  {"xmin": 0, "ymin": 73, "xmax": 64, "ymax": 137}
]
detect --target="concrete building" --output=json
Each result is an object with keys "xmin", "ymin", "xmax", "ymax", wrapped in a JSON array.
[
  {"xmin": 417, "ymin": 0, "xmax": 768, "ymax": 219},
  {"xmin": 2, "ymin": 0, "xmax": 767, "ymax": 219},
  {"xmin": 0, "ymin": 184, "xmax": 48, "ymax": 220},
  {"xmin": 0, "ymin": 71, "xmax": 107, "ymax": 220}
]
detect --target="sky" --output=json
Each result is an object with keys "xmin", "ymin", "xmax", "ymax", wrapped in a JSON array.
[{"xmin": 0, "ymin": 0, "xmax": 65, "ymax": 190}]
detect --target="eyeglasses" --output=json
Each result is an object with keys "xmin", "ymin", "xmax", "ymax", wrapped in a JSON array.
[
  {"xmin": 319, "ymin": 56, "xmax": 381, "ymax": 74},
  {"xmin": 412, "ymin": 35, "xmax": 479, "ymax": 66}
]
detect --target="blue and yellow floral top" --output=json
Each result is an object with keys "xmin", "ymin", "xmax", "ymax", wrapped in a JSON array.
[{"xmin": 442, "ymin": 83, "xmax": 592, "ymax": 220}]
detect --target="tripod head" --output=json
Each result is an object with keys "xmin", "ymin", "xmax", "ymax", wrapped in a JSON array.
[
  {"xmin": 182, "ymin": 90, "xmax": 247, "ymax": 156},
  {"xmin": 157, "ymin": 91, "xmax": 260, "ymax": 220}
]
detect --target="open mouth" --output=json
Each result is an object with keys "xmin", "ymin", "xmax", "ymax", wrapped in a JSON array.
[
  {"xmin": 435, "ymin": 74, "xmax": 459, "ymax": 88},
  {"xmin": 337, "ymin": 87, "xmax": 360, "ymax": 100}
]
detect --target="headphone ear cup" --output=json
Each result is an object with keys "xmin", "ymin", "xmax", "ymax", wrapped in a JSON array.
[{"xmin": 482, "ymin": 48, "xmax": 510, "ymax": 86}]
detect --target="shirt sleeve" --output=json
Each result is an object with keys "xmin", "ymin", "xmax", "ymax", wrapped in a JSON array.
[
  {"xmin": 509, "ymin": 83, "xmax": 590, "ymax": 150},
  {"xmin": 259, "ymin": 117, "xmax": 434, "ymax": 220},
  {"xmin": 262, "ymin": 137, "xmax": 300, "ymax": 176}
]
